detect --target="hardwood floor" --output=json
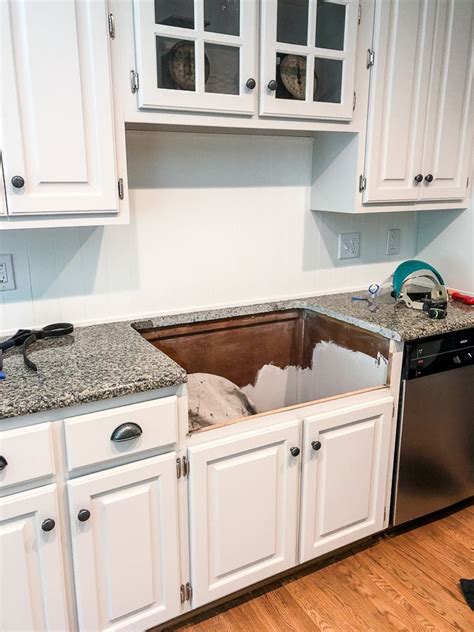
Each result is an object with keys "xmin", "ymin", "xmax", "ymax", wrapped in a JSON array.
[{"xmin": 165, "ymin": 503, "xmax": 474, "ymax": 631}]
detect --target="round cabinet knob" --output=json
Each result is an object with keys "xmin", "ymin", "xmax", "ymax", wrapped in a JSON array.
[
  {"xmin": 246, "ymin": 78, "xmax": 256, "ymax": 90},
  {"xmin": 77, "ymin": 509, "xmax": 91, "ymax": 522},
  {"xmin": 267, "ymin": 80, "xmax": 278, "ymax": 91},
  {"xmin": 0, "ymin": 456, "xmax": 7, "ymax": 470},
  {"xmin": 11, "ymin": 175, "xmax": 25, "ymax": 189},
  {"xmin": 414, "ymin": 174, "xmax": 423, "ymax": 183},
  {"xmin": 41, "ymin": 518, "xmax": 56, "ymax": 532},
  {"xmin": 311, "ymin": 440, "xmax": 322, "ymax": 451},
  {"xmin": 290, "ymin": 446, "xmax": 300, "ymax": 457},
  {"xmin": 424, "ymin": 174, "xmax": 434, "ymax": 183}
]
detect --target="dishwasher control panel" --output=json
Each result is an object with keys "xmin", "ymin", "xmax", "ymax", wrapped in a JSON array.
[{"xmin": 404, "ymin": 329, "xmax": 474, "ymax": 379}]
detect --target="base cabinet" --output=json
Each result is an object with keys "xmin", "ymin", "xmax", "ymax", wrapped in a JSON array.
[
  {"xmin": 187, "ymin": 419, "xmax": 301, "ymax": 608},
  {"xmin": 0, "ymin": 485, "xmax": 69, "ymax": 631},
  {"xmin": 67, "ymin": 454, "xmax": 181, "ymax": 631},
  {"xmin": 299, "ymin": 397, "xmax": 393, "ymax": 562}
]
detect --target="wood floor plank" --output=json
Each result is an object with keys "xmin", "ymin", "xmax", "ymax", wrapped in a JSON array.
[{"xmin": 161, "ymin": 503, "xmax": 474, "ymax": 632}]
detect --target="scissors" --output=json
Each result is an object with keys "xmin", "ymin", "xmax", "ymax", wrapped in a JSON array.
[
  {"xmin": 0, "ymin": 323, "xmax": 74, "ymax": 379},
  {"xmin": 351, "ymin": 284, "xmax": 380, "ymax": 312}
]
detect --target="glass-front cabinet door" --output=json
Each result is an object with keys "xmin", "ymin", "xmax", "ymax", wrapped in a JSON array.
[
  {"xmin": 133, "ymin": 0, "xmax": 258, "ymax": 114},
  {"xmin": 260, "ymin": 0, "xmax": 358, "ymax": 119}
]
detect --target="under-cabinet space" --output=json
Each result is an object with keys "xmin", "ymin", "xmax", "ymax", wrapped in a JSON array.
[
  {"xmin": 0, "ymin": 485, "xmax": 69, "ymax": 631},
  {"xmin": 187, "ymin": 419, "xmax": 300, "ymax": 608},
  {"xmin": 140, "ymin": 309, "xmax": 390, "ymax": 432},
  {"xmin": 67, "ymin": 454, "xmax": 181, "ymax": 631},
  {"xmin": 133, "ymin": 0, "xmax": 258, "ymax": 114},
  {"xmin": 299, "ymin": 395, "xmax": 393, "ymax": 562}
]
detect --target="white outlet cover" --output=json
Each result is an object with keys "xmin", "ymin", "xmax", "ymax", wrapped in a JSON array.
[
  {"xmin": 0, "ymin": 254, "xmax": 16, "ymax": 291},
  {"xmin": 338, "ymin": 232, "xmax": 361, "ymax": 260},
  {"xmin": 386, "ymin": 228, "xmax": 401, "ymax": 255}
]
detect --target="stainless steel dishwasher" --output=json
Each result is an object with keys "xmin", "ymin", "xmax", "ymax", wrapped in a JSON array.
[{"xmin": 391, "ymin": 329, "xmax": 474, "ymax": 526}]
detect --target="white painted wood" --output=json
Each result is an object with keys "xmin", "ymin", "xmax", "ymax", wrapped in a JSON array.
[
  {"xmin": 1, "ymin": 0, "xmax": 119, "ymax": 215},
  {"xmin": 0, "ymin": 155, "xmax": 6, "ymax": 216},
  {"xmin": 419, "ymin": 0, "xmax": 474, "ymax": 201},
  {"xmin": 64, "ymin": 397, "xmax": 178, "ymax": 471},
  {"xmin": 188, "ymin": 419, "xmax": 300, "ymax": 607},
  {"xmin": 67, "ymin": 454, "xmax": 181, "ymax": 631},
  {"xmin": 363, "ymin": 0, "xmax": 436, "ymax": 203},
  {"xmin": 0, "ymin": 423, "xmax": 54, "ymax": 489},
  {"xmin": 259, "ymin": 0, "xmax": 358, "ymax": 120},
  {"xmin": 299, "ymin": 395, "xmax": 393, "ymax": 562},
  {"xmin": 133, "ymin": 0, "xmax": 258, "ymax": 114},
  {"xmin": 0, "ymin": 484, "xmax": 69, "ymax": 631}
]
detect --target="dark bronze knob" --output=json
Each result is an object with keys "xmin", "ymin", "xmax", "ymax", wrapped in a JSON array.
[
  {"xmin": 424, "ymin": 174, "xmax": 434, "ymax": 183},
  {"xmin": 41, "ymin": 518, "xmax": 56, "ymax": 532},
  {"xmin": 311, "ymin": 440, "xmax": 322, "ymax": 451},
  {"xmin": 11, "ymin": 175, "xmax": 25, "ymax": 189},
  {"xmin": 290, "ymin": 446, "xmax": 300, "ymax": 457},
  {"xmin": 0, "ymin": 456, "xmax": 7, "ymax": 470},
  {"xmin": 267, "ymin": 80, "xmax": 278, "ymax": 91},
  {"xmin": 77, "ymin": 509, "xmax": 91, "ymax": 522},
  {"xmin": 246, "ymin": 78, "xmax": 256, "ymax": 89},
  {"xmin": 414, "ymin": 174, "xmax": 423, "ymax": 183}
]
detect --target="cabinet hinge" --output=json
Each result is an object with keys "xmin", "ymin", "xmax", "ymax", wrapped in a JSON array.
[
  {"xmin": 359, "ymin": 174, "xmax": 367, "ymax": 192},
  {"xmin": 367, "ymin": 49, "xmax": 375, "ymax": 68},
  {"xmin": 108, "ymin": 13, "xmax": 115, "ymax": 38},
  {"xmin": 393, "ymin": 402, "xmax": 396, "ymax": 418},
  {"xmin": 180, "ymin": 582, "xmax": 192, "ymax": 603},
  {"xmin": 384, "ymin": 507, "xmax": 387, "ymax": 522},
  {"xmin": 358, "ymin": 3, "xmax": 362, "ymax": 25},
  {"xmin": 177, "ymin": 456, "xmax": 189, "ymax": 479},
  {"xmin": 130, "ymin": 70, "xmax": 139, "ymax": 93},
  {"xmin": 118, "ymin": 178, "xmax": 124, "ymax": 200},
  {"xmin": 467, "ymin": 176, "xmax": 470, "ymax": 188},
  {"xmin": 353, "ymin": 91, "xmax": 356, "ymax": 111}
]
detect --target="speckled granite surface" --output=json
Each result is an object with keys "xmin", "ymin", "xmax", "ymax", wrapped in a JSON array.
[
  {"xmin": 134, "ymin": 291, "xmax": 474, "ymax": 343},
  {"xmin": 0, "ymin": 323, "xmax": 186, "ymax": 420},
  {"xmin": 2, "ymin": 291, "xmax": 472, "ymax": 420}
]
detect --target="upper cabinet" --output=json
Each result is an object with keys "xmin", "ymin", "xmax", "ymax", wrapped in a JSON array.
[
  {"xmin": 363, "ymin": 0, "xmax": 474, "ymax": 204},
  {"xmin": 260, "ymin": 0, "xmax": 358, "ymax": 120},
  {"xmin": 133, "ymin": 0, "xmax": 258, "ymax": 114},
  {"xmin": 0, "ymin": 0, "xmax": 128, "ymax": 228}
]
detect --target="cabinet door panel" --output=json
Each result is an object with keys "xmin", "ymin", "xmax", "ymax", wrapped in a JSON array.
[
  {"xmin": 67, "ymin": 454, "xmax": 181, "ymax": 631},
  {"xmin": 1, "ymin": 0, "xmax": 118, "ymax": 215},
  {"xmin": 300, "ymin": 396, "xmax": 393, "ymax": 562},
  {"xmin": 260, "ymin": 0, "xmax": 358, "ymax": 120},
  {"xmin": 0, "ymin": 156, "xmax": 6, "ymax": 216},
  {"xmin": 133, "ymin": 0, "xmax": 258, "ymax": 114},
  {"xmin": 188, "ymin": 419, "xmax": 300, "ymax": 608},
  {"xmin": 364, "ymin": 0, "xmax": 435, "ymax": 203},
  {"xmin": 420, "ymin": 0, "xmax": 474, "ymax": 200},
  {"xmin": 0, "ymin": 485, "xmax": 69, "ymax": 631}
]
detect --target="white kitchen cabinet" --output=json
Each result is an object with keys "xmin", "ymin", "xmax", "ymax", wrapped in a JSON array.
[
  {"xmin": 188, "ymin": 419, "xmax": 300, "ymax": 608},
  {"xmin": 260, "ymin": 0, "xmax": 359, "ymax": 120},
  {"xmin": 67, "ymin": 454, "xmax": 181, "ymax": 631},
  {"xmin": 299, "ymin": 396, "xmax": 393, "ymax": 562},
  {"xmin": 133, "ymin": 0, "xmax": 258, "ymax": 114},
  {"xmin": 0, "ymin": 155, "xmax": 6, "ymax": 216},
  {"xmin": 1, "ymin": 0, "xmax": 128, "ymax": 221},
  {"xmin": 0, "ymin": 484, "xmax": 69, "ymax": 631},
  {"xmin": 363, "ymin": 0, "xmax": 473, "ymax": 204}
]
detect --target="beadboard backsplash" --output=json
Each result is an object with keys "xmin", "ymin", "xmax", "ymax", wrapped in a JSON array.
[{"xmin": 0, "ymin": 131, "xmax": 419, "ymax": 334}]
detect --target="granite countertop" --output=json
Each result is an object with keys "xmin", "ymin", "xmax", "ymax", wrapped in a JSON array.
[{"xmin": 1, "ymin": 291, "xmax": 473, "ymax": 420}]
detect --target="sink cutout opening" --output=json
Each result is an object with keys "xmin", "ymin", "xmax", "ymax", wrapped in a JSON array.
[{"xmin": 140, "ymin": 310, "xmax": 389, "ymax": 432}]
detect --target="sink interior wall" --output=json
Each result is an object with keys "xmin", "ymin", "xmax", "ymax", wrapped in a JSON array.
[{"xmin": 141, "ymin": 310, "xmax": 390, "ymax": 427}]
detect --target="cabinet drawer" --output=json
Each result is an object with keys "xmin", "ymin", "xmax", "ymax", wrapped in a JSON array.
[
  {"xmin": 64, "ymin": 397, "xmax": 178, "ymax": 471},
  {"xmin": 0, "ymin": 423, "xmax": 55, "ymax": 489}
]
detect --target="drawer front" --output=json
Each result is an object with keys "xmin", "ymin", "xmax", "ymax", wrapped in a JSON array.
[
  {"xmin": 64, "ymin": 397, "xmax": 178, "ymax": 471},
  {"xmin": 0, "ymin": 423, "xmax": 55, "ymax": 489}
]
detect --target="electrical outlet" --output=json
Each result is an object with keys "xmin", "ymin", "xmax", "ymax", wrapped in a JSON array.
[
  {"xmin": 338, "ymin": 232, "xmax": 360, "ymax": 260},
  {"xmin": 0, "ymin": 254, "xmax": 16, "ymax": 291},
  {"xmin": 386, "ymin": 228, "xmax": 401, "ymax": 255}
]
